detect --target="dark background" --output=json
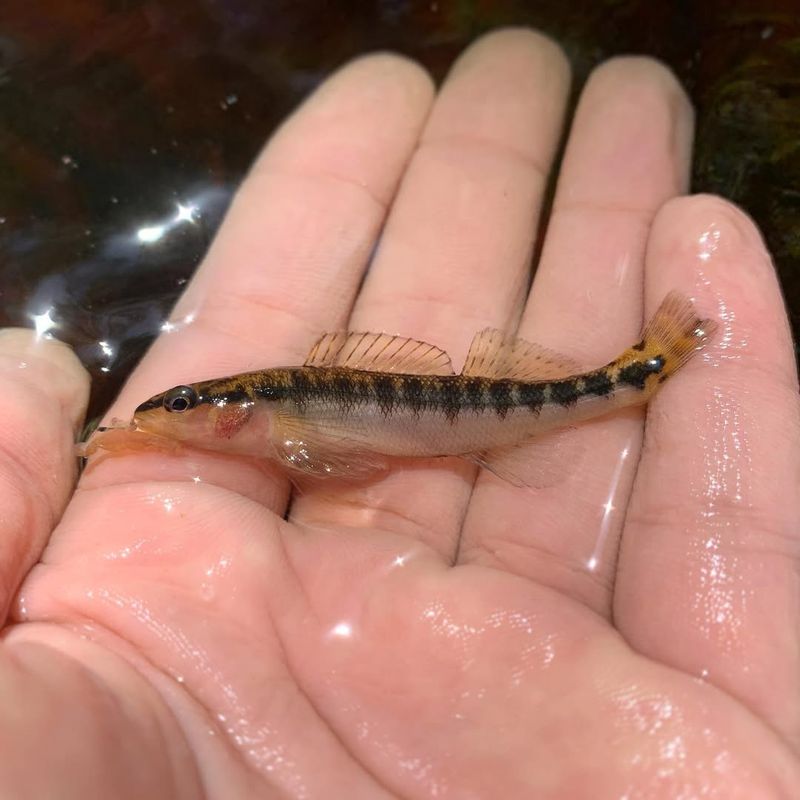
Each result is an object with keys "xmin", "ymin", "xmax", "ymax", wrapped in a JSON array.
[{"xmin": 1, "ymin": 0, "xmax": 798, "ymax": 418}]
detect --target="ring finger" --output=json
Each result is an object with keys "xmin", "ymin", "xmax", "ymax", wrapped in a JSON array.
[
  {"xmin": 289, "ymin": 29, "xmax": 571, "ymax": 559},
  {"xmin": 459, "ymin": 57, "xmax": 695, "ymax": 615}
]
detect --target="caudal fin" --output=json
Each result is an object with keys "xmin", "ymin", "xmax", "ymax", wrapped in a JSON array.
[{"xmin": 643, "ymin": 291, "xmax": 717, "ymax": 373}]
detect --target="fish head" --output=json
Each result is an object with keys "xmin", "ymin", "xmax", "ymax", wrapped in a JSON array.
[{"xmin": 133, "ymin": 380, "xmax": 261, "ymax": 452}]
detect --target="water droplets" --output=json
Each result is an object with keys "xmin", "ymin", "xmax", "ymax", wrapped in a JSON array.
[
  {"xmin": 199, "ymin": 581, "xmax": 216, "ymax": 602},
  {"xmin": 199, "ymin": 554, "xmax": 233, "ymax": 602},
  {"xmin": 588, "ymin": 440, "xmax": 634, "ymax": 572},
  {"xmin": 327, "ymin": 621, "xmax": 355, "ymax": 640},
  {"xmin": 137, "ymin": 223, "xmax": 166, "ymax": 243},
  {"xmin": 697, "ymin": 225, "xmax": 721, "ymax": 262},
  {"xmin": 16, "ymin": 592, "xmax": 28, "ymax": 620},
  {"xmin": 159, "ymin": 311, "xmax": 196, "ymax": 334},
  {"xmin": 219, "ymin": 92, "xmax": 239, "ymax": 110},
  {"xmin": 684, "ymin": 384, "xmax": 753, "ymax": 652},
  {"xmin": 30, "ymin": 307, "xmax": 58, "ymax": 338},
  {"xmin": 135, "ymin": 200, "xmax": 201, "ymax": 245},
  {"xmin": 143, "ymin": 489, "xmax": 181, "ymax": 515}
]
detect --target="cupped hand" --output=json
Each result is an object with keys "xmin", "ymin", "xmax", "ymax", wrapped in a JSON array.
[{"xmin": 2, "ymin": 29, "xmax": 799, "ymax": 799}]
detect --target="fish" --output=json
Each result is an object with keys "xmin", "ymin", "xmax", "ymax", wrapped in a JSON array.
[{"xmin": 78, "ymin": 291, "xmax": 716, "ymax": 485}]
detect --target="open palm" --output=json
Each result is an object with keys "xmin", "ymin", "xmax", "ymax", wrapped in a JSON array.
[{"xmin": 2, "ymin": 30, "xmax": 799, "ymax": 798}]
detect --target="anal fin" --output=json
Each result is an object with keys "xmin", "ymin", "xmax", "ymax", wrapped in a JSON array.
[{"xmin": 466, "ymin": 427, "xmax": 584, "ymax": 490}]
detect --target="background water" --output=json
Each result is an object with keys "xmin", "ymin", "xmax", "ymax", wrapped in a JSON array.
[{"xmin": 1, "ymin": 1, "xmax": 798, "ymax": 418}]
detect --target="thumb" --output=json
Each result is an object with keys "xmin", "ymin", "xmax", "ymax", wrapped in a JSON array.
[{"xmin": 0, "ymin": 330, "xmax": 89, "ymax": 622}]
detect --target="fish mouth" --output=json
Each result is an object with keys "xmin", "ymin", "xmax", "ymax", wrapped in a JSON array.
[
  {"xmin": 80, "ymin": 416, "xmax": 135, "ymax": 441},
  {"xmin": 75, "ymin": 418, "xmax": 138, "ymax": 459},
  {"xmin": 96, "ymin": 418, "xmax": 137, "ymax": 433}
]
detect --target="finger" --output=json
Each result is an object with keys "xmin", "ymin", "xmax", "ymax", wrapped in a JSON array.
[
  {"xmin": 459, "ymin": 57, "xmax": 694, "ymax": 613},
  {"xmin": 289, "ymin": 29, "xmax": 571, "ymax": 557},
  {"xmin": 614, "ymin": 194, "xmax": 800, "ymax": 745},
  {"xmin": 82, "ymin": 55, "xmax": 435, "ymax": 512},
  {"xmin": 0, "ymin": 330, "xmax": 88, "ymax": 619}
]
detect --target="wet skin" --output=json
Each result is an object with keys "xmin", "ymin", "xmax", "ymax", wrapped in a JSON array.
[{"xmin": 1, "ymin": 30, "xmax": 799, "ymax": 799}]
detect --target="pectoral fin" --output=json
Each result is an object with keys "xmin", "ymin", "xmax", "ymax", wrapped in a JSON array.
[{"xmin": 272, "ymin": 410, "xmax": 388, "ymax": 479}]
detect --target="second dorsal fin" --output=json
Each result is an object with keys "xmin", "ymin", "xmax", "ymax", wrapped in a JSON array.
[
  {"xmin": 461, "ymin": 328, "xmax": 580, "ymax": 380},
  {"xmin": 305, "ymin": 332, "xmax": 455, "ymax": 375}
]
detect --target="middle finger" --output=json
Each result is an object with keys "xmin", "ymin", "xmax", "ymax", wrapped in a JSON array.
[{"xmin": 290, "ymin": 29, "xmax": 571, "ymax": 557}]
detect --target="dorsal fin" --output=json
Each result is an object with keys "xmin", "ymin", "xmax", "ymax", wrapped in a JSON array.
[
  {"xmin": 461, "ymin": 328, "xmax": 580, "ymax": 380},
  {"xmin": 305, "ymin": 332, "xmax": 349, "ymax": 368},
  {"xmin": 305, "ymin": 332, "xmax": 454, "ymax": 375}
]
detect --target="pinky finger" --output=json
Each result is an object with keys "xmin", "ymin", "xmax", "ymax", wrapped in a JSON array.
[{"xmin": 0, "ymin": 330, "xmax": 89, "ymax": 621}]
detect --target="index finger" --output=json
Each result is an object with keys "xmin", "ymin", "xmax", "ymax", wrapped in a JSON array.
[{"xmin": 82, "ymin": 54, "xmax": 435, "ymax": 511}]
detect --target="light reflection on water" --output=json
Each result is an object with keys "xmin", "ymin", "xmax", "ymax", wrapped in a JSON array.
[
  {"xmin": 3, "ymin": 184, "xmax": 234, "ymax": 417},
  {"xmin": 587, "ymin": 442, "xmax": 632, "ymax": 573}
]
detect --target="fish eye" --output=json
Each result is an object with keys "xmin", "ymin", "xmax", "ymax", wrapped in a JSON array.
[{"xmin": 163, "ymin": 385, "xmax": 198, "ymax": 413}]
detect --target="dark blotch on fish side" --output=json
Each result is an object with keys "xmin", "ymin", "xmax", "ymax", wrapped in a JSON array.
[
  {"xmin": 220, "ymin": 387, "xmax": 250, "ymax": 405},
  {"xmin": 489, "ymin": 380, "xmax": 513, "ymax": 419},
  {"xmin": 372, "ymin": 374, "xmax": 396, "ymax": 416},
  {"xmin": 618, "ymin": 363, "xmax": 649, "ymax": 389},
  {"xmin": 618, "ymin": 353, "xmax": 666, "ymax": 390},
  {"xmin": 582, "ymin": 371, "xmax": 614, "ymax": 397},
  {"xmin": 333, "ymin": 374, "xmax": 355, "ymax": 396},
  {"xmin": 438, "ymin": 378, "xmax": 463, "ymax": 423},
  {"xmin": 254, "ymin": 370, "xmax": 293, "ymax": 403},
  {"xmin": 402, "ymin": 376, "xmax": 425, "ymax": 415},
  {"xmin": 518, "ymin": 383, "xmax": 545, "ymax": 414},
  {"xmin": 255, "ymin": 381, "xmax": 284, "ymax": 402},
  {"xmin": 463, "ymin": 377, "xmax": 485, "ymax": 410},
  {"xmin": 550, "ymin": 379, "xmax": 581, "ymax": 407},
  {"xmin": 329, "ymin": 372, "xmax": 360, "ymax": 414},
  {"xmin": 288, "ymin": 369, "xmax": 312, "ymax": 395},
  {"xmin": 257, "ymin": 375, "xmax": 292, "ymax": 407}
]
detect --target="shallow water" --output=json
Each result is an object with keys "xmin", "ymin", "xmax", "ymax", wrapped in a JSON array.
[{"xmin": 1, "ymin": 1, "xmax": 798, "ymax": 418}]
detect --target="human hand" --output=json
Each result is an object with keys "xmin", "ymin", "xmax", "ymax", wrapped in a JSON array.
[{"xmin": 2, "ymin": 28, "xmax": 798, "ymax": 798}]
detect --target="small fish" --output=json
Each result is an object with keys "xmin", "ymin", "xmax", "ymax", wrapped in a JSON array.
[{"xmin": 79, "ymin": 292, "xmax": 716, "ymax": 485}]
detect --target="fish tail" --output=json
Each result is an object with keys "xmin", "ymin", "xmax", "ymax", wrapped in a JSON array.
[{"xmin": 641, "ymin": 291, "xmax": 717, "ymax": 376}]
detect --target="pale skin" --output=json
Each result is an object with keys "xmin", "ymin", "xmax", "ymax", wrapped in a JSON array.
[{"xmin": 1, "ymin": 27, "xmax": 799, "ymax": 798}]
